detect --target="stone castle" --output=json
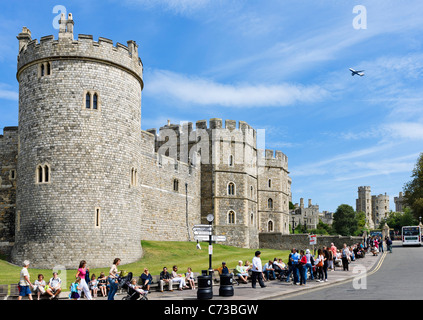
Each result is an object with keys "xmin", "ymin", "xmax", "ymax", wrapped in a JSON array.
[
  {"xmin": 290, "ymin": 198, "xmax": 333, "ymax": 231},
  {"xmin": 0, "ymin": 14, "xmax": 292, "ymax": 268},
  {"xmin": 356, "ymin": 186, "xmax": 390, "ymax": 229}
]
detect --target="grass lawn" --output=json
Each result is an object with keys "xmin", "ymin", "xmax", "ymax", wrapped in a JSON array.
[{"xmin": 0, "ymin": 241, "xmax": 290, "ymax": 290}]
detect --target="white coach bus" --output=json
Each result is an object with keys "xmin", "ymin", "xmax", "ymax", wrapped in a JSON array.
[{"xmin": 402, "ymin": 226, "xmax": 422, "ymax": 246}]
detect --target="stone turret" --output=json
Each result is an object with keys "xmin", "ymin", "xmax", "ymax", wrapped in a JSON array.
[{"xmin": 11, "ymin": 14, "xmax": 144, "ymax": 268}]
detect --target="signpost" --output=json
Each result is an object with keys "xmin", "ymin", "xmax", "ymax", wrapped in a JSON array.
[
  {"xmin": 309, "ymin": 234, "xmax": 317, "ymax": 255},
  {"xmin": 192, "ymin": 214, "xmax": 227, "ymax": 275}
]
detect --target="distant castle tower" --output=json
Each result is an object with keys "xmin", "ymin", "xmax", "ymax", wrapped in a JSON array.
[
  {"xmin": 356, "ymin": 186, "xmax": 390, "ymax": 229},
  {"xmin": 394, "ymin": 192, "xmax": 405, "ymax": 212},
  {"xmin": 11, "ymin": 14, "xmax": 144, "ymax": 268},
  {"xmin": 356, "ymin": 186, "xmax": 373, "ymax": 229}
]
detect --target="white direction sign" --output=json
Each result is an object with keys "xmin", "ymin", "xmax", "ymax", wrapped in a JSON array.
[
  {"xmin": 193, "ymin": 225, "xmax": 212, "ymax": 230},
  {"xmin": 194, "ymin": 235, "xmax": 211, "ymax": 242},
  {"xmin": 214, "ymin": 235, "xmax": 227, "ymax": 242},
  {"xmin": 193, "ymin": 230, "xmax": 212, "ymax": 236},
  {"xmin": 193, "ymin": 224, "xmax": 213, "ymax": 229},
  {"xmin": 194, "ymin": 235, "xmax": 226, "ymax": 242}
]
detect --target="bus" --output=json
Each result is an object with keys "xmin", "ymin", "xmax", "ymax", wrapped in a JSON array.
[{"xmin": 402, "ymin": 226, "xmax": 422, "ymax": 246}]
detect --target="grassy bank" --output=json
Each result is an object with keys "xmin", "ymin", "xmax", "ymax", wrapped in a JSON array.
[{"xmin": 0, "ymin": 241, "xmax": 290, "ymax": 290}]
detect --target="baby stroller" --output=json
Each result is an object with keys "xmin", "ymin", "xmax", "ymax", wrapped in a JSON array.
[
  {"xmin": 277, "ymin": 268, "xmax": 290, "ymax": 281},
  {"xmin": 119, "ymin": 272, "xmax": 148, "ymax": 301}
]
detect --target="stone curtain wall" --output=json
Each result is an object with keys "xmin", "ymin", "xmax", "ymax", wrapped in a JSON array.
[
  {"xmin": 139, "ymin": 130, "xmax": 202, "ymax": 242},
  {"xmin": 259, "ymin": 233, "xmax": 364, "ymax": 251},
  {"xmin": 0, "ymin": 127, "xmax": 18, "ymax": 255}
]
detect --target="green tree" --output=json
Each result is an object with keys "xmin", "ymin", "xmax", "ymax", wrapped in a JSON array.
[
  {"xmin": 354, "ymin": 211, "xmax": 367, "ymax": 236},
  {"xmin": 378, "ymin": 208, "xmax": 418, "ymax": 232},
  {"xmin": 404, "ymin": 153, "xmax": 423, "ymax": 220},
  {"xmin": 333, "ymin": 204, "xmax": 357, "ymax": 236}
]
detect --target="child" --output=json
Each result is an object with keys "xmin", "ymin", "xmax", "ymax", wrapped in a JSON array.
[
  {"xmin": 89, "ymin": 274, "xmax": 98, "ymax": 298},
  {"xmin": 185, "ymin": 267, "xmax": 196, "ymax": 289},
  {"xmin": 97, "ymin": 272, "xmax": 107, "ymax": 297},
  {"xmin": 34, "ymin": 274, "xmax": 46, "ymax": 300},
  {"xmin": 129, "ymin": 278, "xmax": 146, "ymax": 295},
  {"xmin": 70, "ymin": 277, "xmax": 82, "ymax": 300}
]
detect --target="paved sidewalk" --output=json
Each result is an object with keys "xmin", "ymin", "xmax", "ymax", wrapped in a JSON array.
[{"xmin": 81, "ymin": 251, "xmax": 384, "ymax": 301}]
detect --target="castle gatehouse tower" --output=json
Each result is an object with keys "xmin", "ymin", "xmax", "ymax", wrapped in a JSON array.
[{"xmin": 11, "ymin": 14, "xmax": 144, "ymax": 268}]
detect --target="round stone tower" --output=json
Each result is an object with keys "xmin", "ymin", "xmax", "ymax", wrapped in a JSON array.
[{"xmin": 11, "ymin": 13, "xmax": 144, "ymax": 268}]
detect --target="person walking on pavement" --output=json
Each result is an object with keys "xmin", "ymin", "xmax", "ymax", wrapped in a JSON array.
[
  {"xmin": 341, "ymin": 244, "xmax": 350, "ymax": 271},
  {"xmin": 108, "ymin": 258, "xmax": 121, "ymax": 300},
  {"xmin": 251, "ymin": 251, "xmax": 266, "ymax": 288},
  {"xmin": 76, "ymin": 260, "xmax": 92, "ymax": 300}
]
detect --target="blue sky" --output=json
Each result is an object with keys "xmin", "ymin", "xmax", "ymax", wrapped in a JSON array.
[{"xmin": 1, "ymin": 0, "xmax": 422, "ymax": 212}]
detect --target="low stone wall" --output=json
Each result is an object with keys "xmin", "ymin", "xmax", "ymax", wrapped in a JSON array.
[{"xmin": 259, "ymin": 233, "xmax": 364, "ymax": 251}]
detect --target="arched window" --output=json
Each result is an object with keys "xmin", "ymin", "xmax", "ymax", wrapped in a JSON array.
[
  {"xmin": 47, "ymin": 62, "xmax": 51, "ymax": 75},
  {"xmin": 36, "ymin": 164, "xmax": 50, "ymax": 184},
  {"xmin": 268, "ymin": 220, "xmax": 274, "ymax": 232},
  {"xmin": 86, "ymin": 92, "xmax": 91, "ymax": 109},
  {"xmin": 227, "ymin": 182, "xmax": 235, "ymax": 195},
  {"xmin": 251, "ymin": 213, "xmax": 254, "ymax": 226},
  {"xmin": 40, "ymin": 64, "xmax": 45, "ymax": 77},
  {"xmin": 93, "ymin": 93, "xmax": 98, "ymax": 110},
  {"xmin": 130, "ymin": 168, "xmax": 138, "ymax": 186},
  {"xmin": 173, "ymin": 179, "xmax": 179, "ymax": 192},
  {"xmin": 37, "ymin": 165, "xmax": 43, "ymax": 183},
  {"xmin": 268, "ymin": 198, "xmax": 273, "ymax": 209},
  {"xmin": 44, "ymin": 165, "xmax": 49, "ymax": 183},
  {"xmin": 268, "ymin": 179, "xmax": 272, "ymax": 188},
  {"xmin": 228, "ymin": 210, "xmax": 235, "ymax": 224}
]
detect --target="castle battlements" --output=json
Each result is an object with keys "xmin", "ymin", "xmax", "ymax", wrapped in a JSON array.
[
  {"xmin": 151, "ymin": 118, "xmax": 257, "ymax": 144},
  {"xmin": 0, "ymin": 126, "xmax": 18, "ymax": 140},
  {"xmin": 16, "ymin": 13, "xmax": 143, "ymax": 89},
  {"xmin": 258, "ymin": 148, "xmax": 288, "ymax": 171}
]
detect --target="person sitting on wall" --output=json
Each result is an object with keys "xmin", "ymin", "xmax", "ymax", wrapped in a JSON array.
[
  {"xmin": 235, "ymin": 260, "xmax": 249, "ymax": 284},
  {"xmin": 171, "ymin": 265, "xmax": 189, "ymax": 291},
  {"xmin": 263, "ymin": 260, "xmax": 277, "ymax": 281},
  {"xmin": 140, "ymin": 268, "xmax": 153, "ymax": 292},
  {"xmin": 46, "ymin": 272, "xmax": 62, "ymax": 300},
  {"xmin": 159, "ymin": 267, "xmax": 173, "ymax": 292},
  {"xmin": 215, "ymin": 262, "xmax": 231, "ymax": 275}
]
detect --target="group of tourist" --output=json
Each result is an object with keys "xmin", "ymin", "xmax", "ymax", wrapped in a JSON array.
[
  {"xmin": 17, "ymin": 258, "xmax": 125, "ymax": 300},
  {"xmin": 158, "ymin": 265, "xmax": 195, "ymax": 292},
  {"xmin": 17, "ymin": 239, "xmax": 385, "ymax": 299},
  {"xmin": 242, "ymin": 242, "xmax": 372, "ymax": 288}
]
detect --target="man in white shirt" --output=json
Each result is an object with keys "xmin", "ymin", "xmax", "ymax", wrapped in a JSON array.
[
  {"xmin": 251, "ymin": 251, "xmax": 266, "ymax": 288},
  {"xmin": 46, "ymin": 272, "xmax": 62, "ymax": 300}
]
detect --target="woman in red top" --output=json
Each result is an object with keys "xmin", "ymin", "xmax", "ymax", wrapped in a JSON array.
[
  {"xmin": 299, "ymin": 250, "xmax": 308, "ymax": 285},
  {"xmin": 76, "ymin": 260, "xmax": 92, "ymax": 300}
]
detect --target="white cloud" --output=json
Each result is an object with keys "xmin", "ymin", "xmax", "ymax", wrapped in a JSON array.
[
  {"xmin": 0, "ymin": 84, "xmax": 18, "ymax": 101},
  {"xmin": 145, "ymin": 69, "xmax": 328, "ymax": 108},
  {"xmin": 384, "ymin": 122, "xmax": 423, "ymax": 140}
]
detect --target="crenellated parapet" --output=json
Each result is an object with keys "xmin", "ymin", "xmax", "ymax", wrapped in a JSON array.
[
  {"xmin": 16, "ymin": 13, "xmax": 143, "ymax": 89},
  {"xmin": 146, "ymin": 119, "xmax": 258, "ymax": 166},
  {"xmin": 149, "ymin": 118, "xmax": 257, "ymax": 146},
  {"xmin": 258, "ymin": 148, "xmax": 288, "ymax": 172},
  {"xmin": 0, "ymin": 126, "xmax": 18, "ymax": 140}
]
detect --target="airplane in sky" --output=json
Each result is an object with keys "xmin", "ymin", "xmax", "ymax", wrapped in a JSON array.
[{"xmin": 349, "ymin": 68, "xmax": 365, "ymax": 77}]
